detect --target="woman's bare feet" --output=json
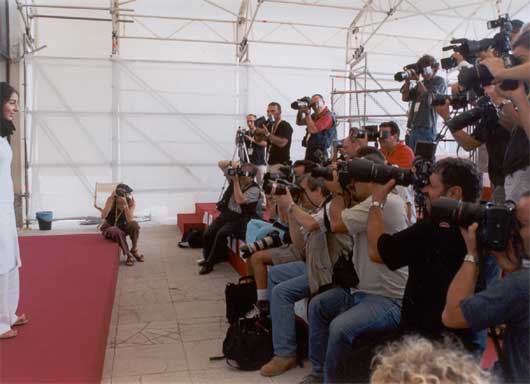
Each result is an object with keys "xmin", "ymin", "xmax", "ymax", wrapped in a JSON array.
[
  {"xmin": 0, "ymin": 329, "xmax": 17, "ymax": 339},
  {"xmin": 13, "ymin": 314, "xmax": 29, "ymax": 326}
]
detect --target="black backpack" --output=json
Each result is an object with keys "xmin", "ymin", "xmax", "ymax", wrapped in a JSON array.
[
  {"xmin": 225, "ymin": 276, "xmax": 257, "ymax": 324},
  {"xmin": 178, "ymin": 228, "xmax": 204, "ymax": 249},
  {"xmin": 218, "ymin": 316, "xmax": 273, "ymax": 371}
]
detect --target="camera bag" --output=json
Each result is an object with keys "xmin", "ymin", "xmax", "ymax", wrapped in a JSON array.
[
  {"xmin": 178, "ymin": 228, "xmax": 204, "ymax": 249},
  {"xmin": 225, "ymin": 276, "xmax": 257, "ymax": 324}
]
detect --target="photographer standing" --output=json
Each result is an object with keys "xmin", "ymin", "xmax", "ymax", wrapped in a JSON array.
[
  {"xmin": 400, "ymin": 55, "xmax": 447, "ymax": 152},
  {"xmin": 442, "ymin": 193, "xmax": 530, "ymax": 383},
  {"xmin": 255, "ymin": 102, "xmax": 293, "ymax": 171},
  {"xmin": 198, "ymin": 161, "xmax": 261, "ymax": 275},
  {"xmin": 297, "ymin": 94, "xmax": 337, "ymax": 163},
  {"xmin": 244, "ymin": 114, "xmax": 268, "ymax": 186},
  {"xmin": 98, "ymin": 184, "xmax": 144, "ymax": 266}
]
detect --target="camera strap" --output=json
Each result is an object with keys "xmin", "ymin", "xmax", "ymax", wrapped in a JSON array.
[{"xmin": 322, "ymin": 196, "xmax": 333, "ymax": 233}]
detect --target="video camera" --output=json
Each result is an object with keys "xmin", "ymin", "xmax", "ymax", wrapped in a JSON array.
[
  {"xmin": 431, "ymin": 197, "xmax": 516, "ymax": 251},
  {"xmin": 291, "ymin": 96, "xmax": 313, "ymax": 110},
  {"xmin": 394, "ymin": 63, "xmax": 421, "ymax": 82},
  {"xmin": 441, "ymin": 38, "xmax": 492, "ymax": 70},
  {"xmin": 352, "ymin": 125, "xmax": 389, "ymax": 141},
  {"xmin": 445, "ymin": 96, "xmax": 498, "ymax": 133},
  {"xmin": 431, "ymin": 91, "xmax": 477, "ymax": 110}
]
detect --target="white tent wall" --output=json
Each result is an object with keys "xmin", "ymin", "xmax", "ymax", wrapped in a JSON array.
[
  {"xmin": 20, "ymin": 0, "xmax": 530, "ymax": 222},
  {"xmin": 26, "ymin": 55, "xmax": 346, "ymax": 220}
]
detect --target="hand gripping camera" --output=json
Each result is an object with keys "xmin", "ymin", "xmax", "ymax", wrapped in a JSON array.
[{"xmin": 291, "ymin": 96, "xmax": 313, "ymax": 110}]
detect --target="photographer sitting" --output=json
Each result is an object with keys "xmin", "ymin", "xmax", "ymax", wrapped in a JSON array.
[
  {"xmin": 198, "ymin": 161, "xmax": 261, "ymax": 275},
  {"xmin": 400, "ymin": 55, "xmax": 447, "ymax": 152},
  {"xmin": 244, "ymin": 114, "xmax": 268, "ymax": 186},
  {"xmin": 98, "ymin": 184, "xmax": 144, "ymax": 266},
  {"xmin": 367, "ymin": 158, "xmax": 492, "ymax": 357},
  {"xmin": 297, "ymin": 95, "xmax": 337, "ymax": 163},
  {"xmin": 260, "ymin": 175, "xmax": 353, "ymax": 377},
  {"xmin": 255, "ymin": 102, "xmax": 293, "ymax": 171},
  {"xmin": 442, "ymin": 192, "xmax": 530, "ymax": 383},
  {"xmin": 302, "ymin": 147, "xmax": 409, "ymax": 384},
  {"xmin": 378, "ymin": 121, "xmax": 415, "ymax": 168}
]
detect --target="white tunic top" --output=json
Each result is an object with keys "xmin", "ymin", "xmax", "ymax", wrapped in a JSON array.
[{"xmin": 0, "ymin": 136, "xmax": 21, "ymax": 274}]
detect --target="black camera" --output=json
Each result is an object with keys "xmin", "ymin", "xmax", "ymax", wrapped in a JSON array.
[
  {"xmin": 431, "ymin": 197, "xmax": 516, "ymax": 251},
  {"xmin": 431, "ymin": 91, "xmax": 476, "ymax": 110},
  {"xmin": 487, "ymin": 14, "xmax": 511, "ymax": 30},
  {"xmin": 291, "ymin": 96, "xmax": 313, "ymax": 110},
  {"xmin": 226, "ymin": 166, "xmax": 255, "ymax": 178},
  {"xmin": 263, "ymin": 179, "xmax": 301, "ymax": 197},
  {"xmin": 354, "ymin": 125, "xmax": 387, "ymax": 141},
  {"xmin": 394, "ymin": 63, "xmax": 421, "ymax": 82},
  {"xmin": 441, "ymin": 38, "xmax": 493, "ymax": 70},
  {"xmin": 445, "ymin": 96, "xmax": 497, "ymax": 133},
  {"xmin": 255, "ymin": 116, "xmax": 275, "ymax": 129},
  {"xmin": 115, "ymin": 183, "xmax": 133, "ymax": 198}
]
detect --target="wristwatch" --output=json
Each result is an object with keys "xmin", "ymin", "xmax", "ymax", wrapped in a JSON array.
[
  {"xmin": 463, "ymin": 254, "xmax": 478, "ymax": 265},
  {"xmin": 371, "ymin": 201, "xmax": 384, "ymax": 210}
]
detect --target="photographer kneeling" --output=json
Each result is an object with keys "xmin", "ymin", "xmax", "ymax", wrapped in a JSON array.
[
  {"xmin": 198, "ymin": 161, "xmax": 261, "ymax": 275},
  {"xmin": 296, "ymin": 94, "xmax": 337, "ymax": 163},
  {"xmin": 98, "ymin": 184, "xmax": 144, "ymax": 266},
  {"xmin": 442, "ymin": 193, "xmax": 530, "ymax": 383}
]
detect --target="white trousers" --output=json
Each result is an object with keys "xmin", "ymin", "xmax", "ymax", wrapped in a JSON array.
[{"xmin": 0, "ymin": 268, "xmax": 19, "ymax": 334}]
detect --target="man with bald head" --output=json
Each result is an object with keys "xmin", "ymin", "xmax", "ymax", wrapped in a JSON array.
[{"xmin": 443, "ymin": 192, "xmax": 530, "ymax": 383}]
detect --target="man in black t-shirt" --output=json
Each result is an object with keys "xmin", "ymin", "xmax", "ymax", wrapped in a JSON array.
[
  {"xmin": 255, "ymin": 102, "xmax": 293, "ymax": 170},
  {"xmin": 367, "ymin": 158, "xmax": 489, "ymax": 349}
]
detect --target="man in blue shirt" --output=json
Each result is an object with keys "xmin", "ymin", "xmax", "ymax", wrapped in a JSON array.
[{"xmin": 443, "ymin": 192, "xmax": 530, "ymax": 383}]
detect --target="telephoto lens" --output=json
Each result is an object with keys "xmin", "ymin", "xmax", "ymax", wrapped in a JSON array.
[
  {"xmin": 240, "ymin": 231, "xmax": 284, "ymax": 258},
  {"xmin": 345, "ymin": 158, "xmax": 415, "ymax": 186}
]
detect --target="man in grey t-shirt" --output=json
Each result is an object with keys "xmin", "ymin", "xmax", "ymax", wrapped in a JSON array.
[{"xmin": 302, "ymin": 148, "xmax": 409, "ymax": 384}]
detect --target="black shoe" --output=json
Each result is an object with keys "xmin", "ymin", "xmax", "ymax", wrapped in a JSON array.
[
  {"xmin": 198, "ymin": 259, "xmax": 208, "ymax": 266},
  {"xmin": 199, "ymin": 264, "xmax": 213, "ymax": 275}
]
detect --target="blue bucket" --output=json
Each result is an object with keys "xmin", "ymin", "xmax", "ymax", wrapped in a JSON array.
[{"xmin": 36, "ymin": 211, "xmax": 53, "ymax": 230}]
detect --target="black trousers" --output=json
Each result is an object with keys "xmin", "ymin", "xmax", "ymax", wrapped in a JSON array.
[{"xmin": 202, "ymin": 212, "xmax": 247, "ymax": 266}]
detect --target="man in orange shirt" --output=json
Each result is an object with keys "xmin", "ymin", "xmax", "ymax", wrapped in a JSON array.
[{"xmin": 379, "ymin": 121, "xmax": 415, "ymax": 169}]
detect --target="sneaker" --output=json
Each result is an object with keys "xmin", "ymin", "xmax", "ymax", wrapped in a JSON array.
[
  {"xmin": 299, "ymin": 374, "xmax": 323, "ymax": 384},
  {"xmin": 260, "ymin": 356, "xmax": 297, "ymax": 377}
]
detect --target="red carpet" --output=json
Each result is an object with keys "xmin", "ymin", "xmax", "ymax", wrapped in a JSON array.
[{"xmin": 0, "ymin": 234, "xmax": 120, "ymax": 383}]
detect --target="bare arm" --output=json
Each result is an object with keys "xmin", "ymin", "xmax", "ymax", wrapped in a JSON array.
[
  {"xmin": 287, "ymin": 213, "xmax": 305, "ymax": 251},
  {"xmin": 329, "ymin": 194, "xmax": 349, "ymax": 234},
  {"xmin": 451, "ymin": 130, "xmax": 482, "ymax": 151},
  {"xmin": 401, "ymin": 80, "xmax": 411, "ymax": 102},
  {"xmin": 305, "ymin": 113, "xmax": 319, "ymax": 134},
  {"xmin": 296, "ymin": 110, "xmax": 307, "ymax": 126},
  {"xmin": 289, "ymin": 203, "xmax": 320, "ymax": 232},
  {"xmin": 101, "ymin": 196, "xmax": 114, "ymax": 219},
  {"xmin": 232, "ymin": 177, "xmax": 247, "ymax": 205},
  {"xmin": 367, "ymin": 180, "xmax": 396, "ymax": 264}
]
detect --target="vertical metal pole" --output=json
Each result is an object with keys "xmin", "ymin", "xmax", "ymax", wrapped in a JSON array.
[{"xmin": 111, "ymin": 0, "xmax": 121, "ymax": 182}]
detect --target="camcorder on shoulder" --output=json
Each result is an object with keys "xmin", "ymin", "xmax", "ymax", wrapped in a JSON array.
[
  {"xmin": 430, "ymin": 197, "xmax": 516, "ymax": 251},
  {"xmin": 291, "ymin": 96, "xmax": 313, "ymax": 110},
  {"xmin": 441, "ymin": 38, "xmax": 492, "ymax": 70}
]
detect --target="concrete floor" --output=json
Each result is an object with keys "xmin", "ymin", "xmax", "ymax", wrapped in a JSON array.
[{"xmin": 22, "ymin": 224, "xmax": 311, "ymax": 383}]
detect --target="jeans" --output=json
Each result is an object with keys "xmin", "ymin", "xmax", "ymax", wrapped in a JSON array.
[
  {"xmin": 268, "ymin": 261, "xmax": 308, "ymax": 357},
  {"xmin": 307, "ymin": 288, "xmax": 402, "ymax": 383},
  {"xmin": 406, "ymin": 126, "xmax": 436, "ymax": 153}
]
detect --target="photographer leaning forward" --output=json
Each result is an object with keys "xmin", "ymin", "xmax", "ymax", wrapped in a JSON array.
[
  {"xmin": 97, "ymin": 184, "xmax": 144, "ymax": 266},
  {"xmin": 245, "ymin": 114, "xmax": 268, "ymax": 186},
  {"xmin": 255, "ymin": 102, "xmax": 293, "ymax": 172},
  {"xmin": 399, "ymin": 55, "xmax": 447, "ymax": 152},
  {"xmin": 296, "ymin": 94, "xmax": 337, "ymax": 164}
]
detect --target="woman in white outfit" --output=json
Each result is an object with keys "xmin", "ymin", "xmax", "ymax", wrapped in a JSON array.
[{"xmin": 0, "ymin": 82, "xmax": 27, "ymax": 339}]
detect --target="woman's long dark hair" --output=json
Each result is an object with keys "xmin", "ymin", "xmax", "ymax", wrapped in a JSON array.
[{"xmin": 1, "ymin": 82, "xmax": 18, "ymax": 143}]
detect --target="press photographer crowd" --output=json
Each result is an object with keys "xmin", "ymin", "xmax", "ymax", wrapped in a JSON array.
[
  {"xmin": 2, "ymin": 13, "xmax": 523, "ymax": 383},
  {"xmin": 177, "ymin": 15, "xmax": 530, "ymax": 384}
]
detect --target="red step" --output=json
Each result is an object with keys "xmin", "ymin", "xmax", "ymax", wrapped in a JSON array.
[
  {"xmin": 195, "ymin": 203, "xmax": 220, "ymax": 223},
  {"xmin": 227, "ymin": 239, "xmax": 248, "ymax": 277},
  {"xmin": 177, "ymin": 213, "xmax": 205, "ymax": 234}
]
